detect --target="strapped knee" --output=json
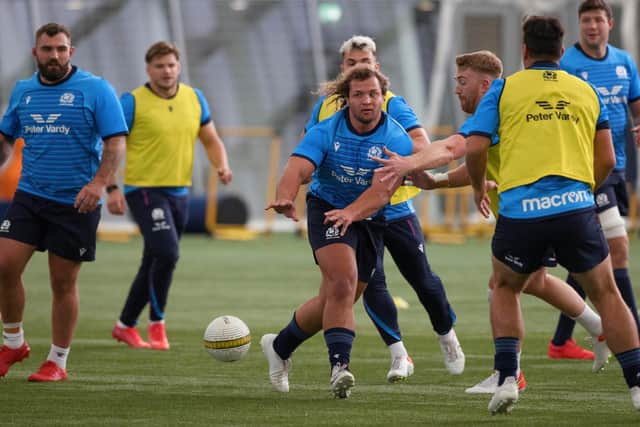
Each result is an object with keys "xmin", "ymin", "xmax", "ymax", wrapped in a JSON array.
[{"xmin": 598, "ymin": 207, "xmax": 626, "ymax": 239}]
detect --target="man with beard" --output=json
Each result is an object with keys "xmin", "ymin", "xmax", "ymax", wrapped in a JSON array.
[
  {"xmin": 0, "ymin": 22, "xmax": 127, "ymax": 381},
  {"xmin": 262, "ymin": 65, "xmax": 414, "ymax": 398}
]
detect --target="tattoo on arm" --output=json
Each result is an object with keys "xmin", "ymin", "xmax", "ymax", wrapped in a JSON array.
[{"xmin": 94, "ymin": 136, "xmax": 125, "ymax": 184}]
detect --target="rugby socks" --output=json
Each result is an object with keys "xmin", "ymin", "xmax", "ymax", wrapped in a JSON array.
[
  {"xmin": 615, "ymin": 348, "xmax": 640, "ymax": 388},
  {"xmin": 2, "ymin": 322, "xmax": 24, "ymax": 349},
  {"xmin": 116, "ymin": 320, "xmax": 133, "ymax": 328},
  {"xmin": 388, "ymin": 341, "xmax": 409, "ymax": 360},
  {"xmin": 573, "ymin": 305, "xmax": 603, "ymax": 337},
  {"xmin": 614, "ymin": 269, "xmax": 640, "ymax": 335},
  {"xmin": 324, "ymin": 327, "xmax": 355, "ymax": 367},
  {"xmin": 362, "ymin": 289, "xmax": 401, "ymax": 346},
  {"xmin": 273, "ymin": 313, "xmax": 310, "ymax": 360},
  {"xmin": 551, "ymin": 274, "xmax": 585, "ymax": 346},
  {"xmin": 494, "ymin": 337, "xmax": 518, "ymax": 386},
  {"xmin": 47, "ymin": 344, "xmax": 69, "ymax": 370},
  {"xmin": 438, "ymin": 328, "xmax": 457, "ymax": 344}
]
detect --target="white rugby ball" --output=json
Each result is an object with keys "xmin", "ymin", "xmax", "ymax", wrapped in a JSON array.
[{"xmin": 204, "ymin": 315, "xmax": 251, "ymax": 362}]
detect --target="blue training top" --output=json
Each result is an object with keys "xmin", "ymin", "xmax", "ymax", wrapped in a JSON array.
[
  {"xmin": 0, "ymin": 66, "xmax": 128, "ymax": 205},
  {"xmin": 561, "ymin": 43, "xmax": 640, "ymax": 170},
  {"xmin": 294, "ymin": 108, "xmax": 413, "ymax": 211},
  {"xmin": 305, "ymin": 94, "xmax": 420, "ymax": 221}
]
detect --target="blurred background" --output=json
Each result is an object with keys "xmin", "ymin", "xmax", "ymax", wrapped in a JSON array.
[{"xmin": 0, "ymin": 0, "xmax": 638, "ymax": 239}]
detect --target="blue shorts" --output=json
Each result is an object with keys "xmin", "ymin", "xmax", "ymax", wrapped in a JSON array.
[
  {"xmin": 492, "ymin": 208, "xmax": 608, "ymax": 274},
  {"xmin": 595, "ymin": 169, "xmax": 628, "ymax": 216},
  {"xmin": 125, "ymin": 188, "xmax": 188, "ymax": 245},
  {"xmin": 0, "ymin": 190, "xmax": 100, "ymax": 262},
  {"xmin": 306, "ymin": 194, "xmax": 383, "ymax": 283}
]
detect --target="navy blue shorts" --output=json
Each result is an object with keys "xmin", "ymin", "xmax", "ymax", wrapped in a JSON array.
[
  {"xmin": 542, "ymin": 248, "xmax": 557, "ymax": 268},
  {"xmin": 0, "ymin": 190, "xmax": 100, "ymax": 262},
  {"xmin": 125, "ymin": 188, "xmax": 188, "ymax": 250},
  {"xmin": 492, "ymin": 208, "xmax": 609, "ymax": 274},
  {"xmin": 306, "ymin": 194, "xmax": 383, "ymax": 283},
  {"xmin": 595, "ymin": 169, "xmax": 628, "ymax": 216}
]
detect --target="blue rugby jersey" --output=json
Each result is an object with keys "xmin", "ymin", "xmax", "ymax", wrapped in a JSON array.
[
  {"xmin": 561, "ymin": 43, "xmax": 640, "ymax": 170},
  {"xmin": 0, "ymin": 66, "xmax": 128, "ymax": 205},
  {"xmin": 294, "ymin": 108, "xmax": 413, "ymax": 210},
  {"xmin": 305, "ymin": 94, "xmax": 421, "ymax": 221}
]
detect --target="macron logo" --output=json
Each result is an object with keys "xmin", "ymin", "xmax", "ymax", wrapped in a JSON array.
[{"xmin": 522, "ymin": 190, "xmax": 591, "ymax": 213}]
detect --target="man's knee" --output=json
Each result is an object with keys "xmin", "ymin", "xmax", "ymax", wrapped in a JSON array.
[
  {"xmin": 599, "ymin": 207, "xmax": 627, "ymax": 240},
  {"xmin": 148, "ymin": 245, "xmax": 180, "ymax": 267},
  {"xmin": 50, "ymin": 271, "xmax": 79, "ymax": 295},
  {"xmin": 326, "ymin": 276, "xmax": 357, "ymax": 302},
  {"xmin": 0, "ymin": 253, "xmax": 28, "ymax": 283}
]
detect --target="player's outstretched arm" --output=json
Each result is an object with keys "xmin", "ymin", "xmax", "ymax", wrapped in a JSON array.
[
  {"xmin": 374, "ymin": 134, "xmax": 464, "ymax": 183},
  {"xmin": 75, "ymin": 135, "xmax": 125, "ymax": 214},
  {"xmin": 200, "ymin": 121, "xmax": 233, "ymax": 185},
  {"xmin": 409, "ymin": 162, "xmax": 470, "ymax": 190},
  {"xmin": 324, "ymin": 169, "xmax": 402, "ymax": 236},
  {"xmin": 266, "ymin": 156, "xmax": 315, "ymax": 221},
  {"xmin": 409, "ymin": 163, "xmax": 496, "ymax": 195}
]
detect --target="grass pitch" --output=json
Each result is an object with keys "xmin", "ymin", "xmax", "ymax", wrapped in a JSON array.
[{"xmin": 2, "ymin": 233, "xmax": 640, "ymax": 426}]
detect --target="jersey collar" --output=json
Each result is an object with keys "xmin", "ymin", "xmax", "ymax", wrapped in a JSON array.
[
  {"xmin": 574, "ymin": 42, "xmax": 609, "ymax": 61},
  {"xmin": 38, "ymin": 65, "xmax": 77, "ymax": 86},
  {"xmin": 344, "ymin": 108, "xmax": 386, "ymax": 136},
  {"xmin": 526, "ymin": 61, "xmax": 560, "ymax": 70}
]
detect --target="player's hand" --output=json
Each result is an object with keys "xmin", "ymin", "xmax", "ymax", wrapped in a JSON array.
[
  {"xmin": 107, "ymin": 190, "xmax": 126, "ymax": 215},
  {"xmin": 75, "ymin": 181, "xmax": 103, "ymax": 213},
  {"xmin": 218, "ymin": 167, "xmax": 233, "ymax": 185},
  {"xmin": 632, "ymin": 125, "xmax": 640, "ymax": 147},
  {"xmin": 472, "ymin": 188, "xmax": 491, "ymax": 219},
  {"xmin": 265, "ymin": 199, "xmax": 298, "ymax": 221},
  {"xmin": 323, "ymin": 208, "xmax": 355, "ymax": 236},
  {"xmin": 408, "ymin": 170, "xmax": 437, "ymax": 190},
  {"xmin": 371, "ymin": 147, "xmax": 412, "ymax": 183}
]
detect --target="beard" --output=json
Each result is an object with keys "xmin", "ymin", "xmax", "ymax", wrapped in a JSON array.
[
  {"xmin": 353, "ymin": 113, "xmax": 374, "ymax": 125},
  {"xmin": 37, "ymin": 59, "xmax": 70, "ymax": 82}
]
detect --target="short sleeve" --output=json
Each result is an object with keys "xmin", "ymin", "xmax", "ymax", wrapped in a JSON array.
[
  {"xmin": 386, "ymin": 96, "xmax": 421, "ymax": 132},
  {"xmin": 304, "ymin": 97, "xmax": 325, "ymax": 132},
  {"xmin": 120, "ymin": 92, "xmax": 135, "ymax": 130},
  {"xmin": 0, "ymin": 82, "xmax": 23, "ymax": 138},
  {"xmin": 95, "ymin": 79, "xmax": 128, "ymax": 138},
  {"xmin": 292, "ymin": 124, "xmax": 329, "ymax": 168},
  {"xmin": 466, "ymin": 79, "xmax": 504, "ymax": 139},
  {"xmin": 194, "ymin": 88, "xmax": 211, "ymax": 125}
]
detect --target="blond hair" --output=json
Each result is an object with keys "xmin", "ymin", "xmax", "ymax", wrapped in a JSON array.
[
  {"xmin": 339, "ymin": 35, "xmax": 376, "ymax": 58},
  {"xmin": 455, "ymin": 50, "xmax": 503, "ymax": 78}
]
